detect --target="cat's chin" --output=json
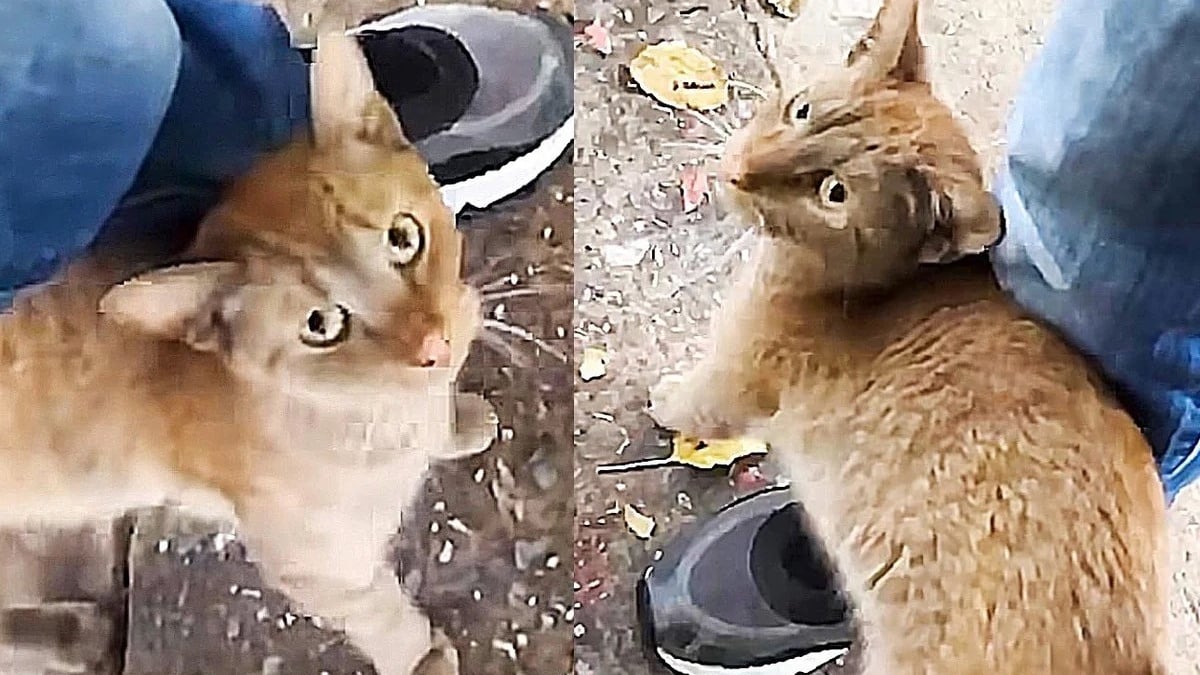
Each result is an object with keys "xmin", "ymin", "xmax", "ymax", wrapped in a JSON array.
[{"xmin": 717, "ymin": 181, "xmax": 761, "ymax": 222}]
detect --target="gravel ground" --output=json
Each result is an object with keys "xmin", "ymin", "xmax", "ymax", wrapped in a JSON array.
[{"xmin": 572, "ymin": 0, "xmax": 1200, "ymax": 673}]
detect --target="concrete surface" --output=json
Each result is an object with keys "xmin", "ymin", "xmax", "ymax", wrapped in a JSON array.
[{"xmin": 572, "ymin": 0, "xmax": 1200, "ymax": 672}]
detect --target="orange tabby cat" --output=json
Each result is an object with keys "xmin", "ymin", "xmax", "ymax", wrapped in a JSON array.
[
  {"xmin": 0, "ymin": 31, "xmax": 492, "ymax": 675},
  {"xmin": 650, "ymin": 0, "xmax": 1170, "ymax": 672}
]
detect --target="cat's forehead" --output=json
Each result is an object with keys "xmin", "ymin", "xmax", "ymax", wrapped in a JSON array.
[
  {"xmin": 314, "ymin": 148, "xmax": 448, "ymax": 221},
  {"xmin": 775, "ymin": 79, "xmax": 875, "ymax": 126},
  {"xmin": 238, "ymin": 253, "xmax": 323, "ymax": 295},
  {"xmin": 315, "ymin": 142, "xmax": 435, "ymax": 189}
]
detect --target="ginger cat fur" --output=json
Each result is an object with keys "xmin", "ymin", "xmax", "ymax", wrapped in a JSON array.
[
  {"xmin": 0, "ymin": 31, "xmax": 492, "ymax": 675},
  {"xmin": 649, "ymin": 0, "xmax": 1170, "ymax": 673}
]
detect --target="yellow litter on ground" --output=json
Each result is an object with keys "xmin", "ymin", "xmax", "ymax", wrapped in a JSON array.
[
  {"xmin": 623, "ymin": 504, "xmax": 657, "ymax": 539},
  {"xmin": 629, "ymin": 40, "xmax": 729, "ymax": 110},
  {"xmin": 579, "ymin": 346, "xmax": 608, "ymax": 381},
  {"xmin": 596, "ymin": 434, "xmax": 768, "ymax": 474}
]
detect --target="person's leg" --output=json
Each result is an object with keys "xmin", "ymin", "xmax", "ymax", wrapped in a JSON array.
[
  {"xmin": 0, "ymin": 0, "xmax": 311, "ymax": 307},
  {"xmin": 0, "ymin": 0, "xmax": 181, "ymax": 303},
  {"xmin": 93, "ymin": 0, "xmax": 311, "ymax": 264},
  {"xmin": 991, "ymin": 0, "xmax": 1200, "ymax": 500},
  {"xmin": 136, "ymin": 0, "xmax": 310, "ymax": 192}
]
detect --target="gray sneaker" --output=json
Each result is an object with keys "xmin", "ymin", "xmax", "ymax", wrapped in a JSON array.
[
  {"xmin": 639, "ymin": 486, "xmax": 854, "ymax": 674},
  {"xmin": 352, "ymin": 5, "xmax": 573, "ymax": 214}
]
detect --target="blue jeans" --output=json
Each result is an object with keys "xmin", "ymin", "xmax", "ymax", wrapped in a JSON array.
[
  {"xmin": 0, "ymin": 0, "xmax": 309, "ymax": 305},
  {"xmin": 993, "ymin": 0, "xmax": 1200, "ymax": 502}
]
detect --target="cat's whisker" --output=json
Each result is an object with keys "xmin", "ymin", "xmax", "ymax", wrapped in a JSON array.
[
  {"xmin": 476, "ymin": 274, "xmax": 524, "ymax": 294},
  {"xmin": 670, "ymin": 228, "xmax": 756, "ymax": 297},
  {"xmin": 477, "ymin": 330, "xmax": 533, "ymax": 368},
  {"xmin": 661, "ymin": 141, "xmax": 724, "ymax": 156},
  {"xmin": 483, "ymin": 287, "xmax": 546, "ymax": 302},
  {"xmin": 727, "ymin": 80, "xmax": 767, "ymax": 99},
  {"xmin": 681, "ymin": 109, "xmax": 732, "ymax": 140},
  {"xmin": 483, "ymin": 319, "xmax": 568, "ymax": 364},
  {"xmin": 472, "ymin": 262, "xmax": 572, "ymax": 293},
  {"xmin": 718, "ymin": 228, "xmax": 756, "ymax": 268}
]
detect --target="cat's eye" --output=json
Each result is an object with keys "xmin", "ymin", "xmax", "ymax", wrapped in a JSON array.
[
  {"xmin": 791, "ymin": 100, "xmax": 811, "ymax": 122},
  {"xmin": 385, "ymin": 215, "xmax": 424, "ymax": 269},
  {"xmin": 819, "ymin": 175, "xmax": 847, "ymax": 205},
  {"xmin": 300, "ymin": 304, "xmax": 351, "ymax": 348}
]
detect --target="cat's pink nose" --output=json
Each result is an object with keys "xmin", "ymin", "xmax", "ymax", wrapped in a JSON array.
[{"xmin": 417, "ymin": 332, "xmax": 452, "ymax": 368}]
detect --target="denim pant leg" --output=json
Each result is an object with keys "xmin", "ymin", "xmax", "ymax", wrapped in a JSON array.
[
  {"xmin": 0, "ymin": 0, "xmax": 181, "ymax": 301},
  {"xmin": 991, "ymin": 0, "xmax": 1200, "ymax": 501},
  {"xmin": 0, "ymin": 0, "xmax": 310, "ymax": 307},
  {"xmin": 93, "ymin": 0, "xmax": 310, "ymax": 264}
]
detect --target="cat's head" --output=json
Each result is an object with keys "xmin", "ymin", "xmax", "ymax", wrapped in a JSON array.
[
  {"xmin": 97, "ymin": 255, "xmax": 480, "ymax": 399},
  {"xmin": 190, "ymin": 31, "xmax": 473, "ymax": 373},
  {"xmin": 721, "ymin": 0, "xmax": 1002, "ymax": 291}
]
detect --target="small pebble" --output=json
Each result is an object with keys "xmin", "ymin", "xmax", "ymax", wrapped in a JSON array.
[
  {"xmin": 261, "ymin": 655, "xmax": 284, "ymax": 675},
  {"xmin": 492, "ymin": 639, "xmax": 518, "ymax": 660},
  {"xmin": 530, "ymin": 460, "xmax": 559, "ymax": 490},
  {"xmin": 437, "ymin": 540, "xmax": 455, "ymax": 564}
]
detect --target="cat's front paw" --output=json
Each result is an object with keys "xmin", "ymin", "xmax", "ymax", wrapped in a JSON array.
[
  {"xmin": 647, "ymin": 376, "xmax": 688, "ymax": 430},
  {"xmin": 441, "ymin": 392, "xmax": 498, "ymax": 460},
  {"xmin": 648, "ymin": 375, "xmax": 735, "ymax": 439}
]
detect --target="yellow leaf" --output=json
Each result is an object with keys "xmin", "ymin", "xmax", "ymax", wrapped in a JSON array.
[
  {"xmin": 629, "ymin": 41, "xmax": 729, "ymax": 111},
  {"xmin": 669, "ymin": 435, "xmax": 769, "ymax": 470},
  {"xmin": 624, "ymin": 504, "xmax": 657, "ymax": 539},
  {"xmin": 579, "ymin": 347, "xmax": 608, "ymax": 381}
]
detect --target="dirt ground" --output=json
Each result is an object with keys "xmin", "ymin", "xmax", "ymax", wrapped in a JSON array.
[{"xmin": 572, "ymin": 0, "xmax": 1200, "ymax": 673}]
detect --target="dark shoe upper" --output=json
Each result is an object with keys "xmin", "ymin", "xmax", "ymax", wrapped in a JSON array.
[
  {"xmin": 639, "ymin": 487, "xmax": 854, "ymax": 673},
  {"xmin": 352, "ymin": 5, "xmax": 573, "ymax": 212}
]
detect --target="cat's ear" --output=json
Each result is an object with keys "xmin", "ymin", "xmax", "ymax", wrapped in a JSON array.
[
  {"xmin": 311, "ymin": 30, "xmax": 410, "ymax": 150},
  {"xmin": 845, "ymin": 0, "xmax": 926, "ymax": 87},
  {"xmin": 918, "ymin": 179, "xmax": 1004, "ymax": 264},
  {"xmin": 99, "ymin": 262, "xmax": 240, "ymax": 350}
]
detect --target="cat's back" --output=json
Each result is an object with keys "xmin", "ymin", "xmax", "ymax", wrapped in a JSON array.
[
  {"xmin": 835, "ymin": 269, "xmax": 1168, "ymax": 674},
  {"xmin": 0, "ymin": 262, "xmax": 176, "ymax": 485},
  {"xmin": 0, "ymin": 264, "xmax": 117, "ymax": 402}
]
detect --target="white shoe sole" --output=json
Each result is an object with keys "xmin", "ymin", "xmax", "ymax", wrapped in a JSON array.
[
  {"xmin": 656, "ymin": 646, "xmax": 847, "ymax": 675},
  {"xmin": 436, "ymin": 114, "xmax": 573, "ymax": 214},
  {"xmin": 346, "ymin": 15, "xmax": 572, "ymax": 216}
]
